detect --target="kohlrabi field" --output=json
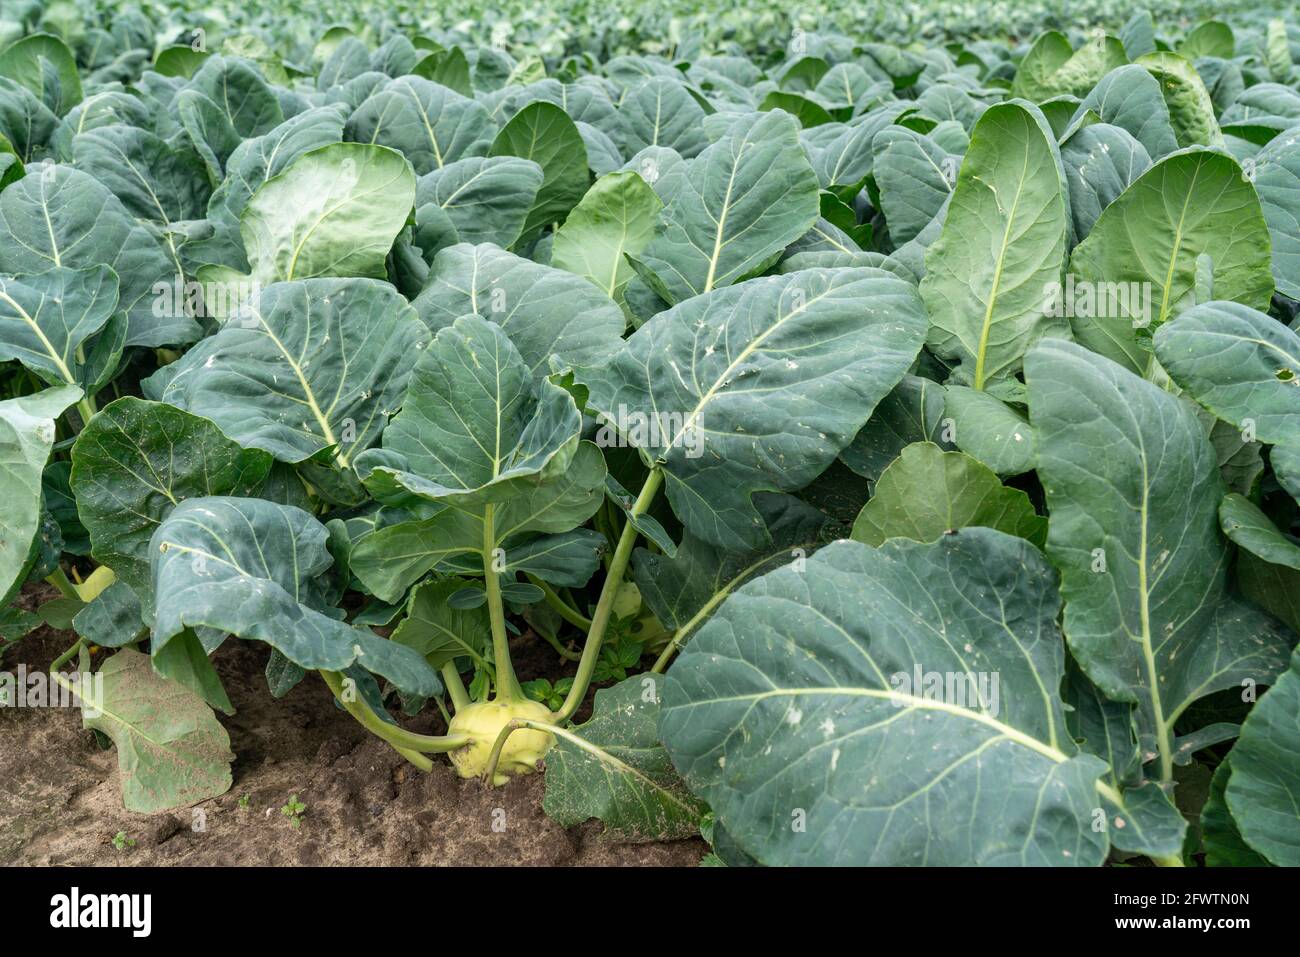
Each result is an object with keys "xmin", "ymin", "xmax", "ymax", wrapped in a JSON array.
[{"xmin": 1, "ymin": 0, "xmax": 1299, "ymax": 869}]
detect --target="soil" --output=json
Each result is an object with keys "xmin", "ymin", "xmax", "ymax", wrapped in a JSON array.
[{"xmin": 1, "ymin": 584, "xmax": 706, "ymax": 867}]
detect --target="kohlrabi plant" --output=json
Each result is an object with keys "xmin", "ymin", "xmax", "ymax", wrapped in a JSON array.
[{"xmin": 1, "ymin": 0, "xmax": 1298, "ymax": 868}]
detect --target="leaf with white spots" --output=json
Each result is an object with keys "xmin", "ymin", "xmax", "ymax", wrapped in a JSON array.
[
  {"xmin": 69, "ymin": 397, "xmax": 273, "ymax": 602},
  {"xmin": 659, "ymin": 531, "xmax": 1116, "ymax": 866},
  {"xmin": 1026, "ymin": 338, "xmax": 1294, "ymax": 781},
  {"xmin": 150, "ymin": 496, "xmax": 440, "ymax": 696},
  {"xmin": 542, "ymin": 674, "xmax": 705, "ymax": 841},
  {"xmin": 582, "ymin": 267, "xmax": 927, "ymax": 549},
  {"xmin": 145, "ymin": 278, "xmax": 426, "ymax": 465}
]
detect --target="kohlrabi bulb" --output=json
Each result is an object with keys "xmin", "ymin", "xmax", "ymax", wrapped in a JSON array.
[{"xmin": 447, "ymin": 699, "xmax": 555, "ymax": 785}]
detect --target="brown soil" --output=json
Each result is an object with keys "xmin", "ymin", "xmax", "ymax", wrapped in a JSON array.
[{"xmin": 1, "ymin": 585, "xmax": 706, "ymax": 867}]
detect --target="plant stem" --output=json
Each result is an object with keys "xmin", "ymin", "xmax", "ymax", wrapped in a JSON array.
[
  {"xmin": 534, "ymin": 626, "xmax": 581, "ymax": 662},
  {"xmin": 483, "ymin": 717, "xmax": 623, "ymax": 787},
  {"xmin": 49, "ymin": 638, "xmax": 83, "ymax": 672},
  {"xmin": 482, "ymin": 505, "xmax": 523, "ymax": 702},
  {"xmin": 76, "ymin": 395, "xmax": 97, "ymax": 428},
  {"xmin": 44, "ymin": 567, "xmax": 80, "ymax": 600},
  {"xmin": 552, "ymin": 468, "xmax": 663, "ymax": 723},
  {"xmin": 318, "ymin": 671, "xmax": 468, "ymax": 764},
  {"xmin": 441, "ymin": 663, "xmax": 469, "ymax": 712},
  {"xmin": 1152, "ymin": 854, "xmax": 1185, "ymax": 868},
  {"xmin": 479, "ymin": 718, "xmax": 525, "ymax": 785},
  {"xmin": 527, "ymin": 575, "xmax": 591, "ymax": 630}
]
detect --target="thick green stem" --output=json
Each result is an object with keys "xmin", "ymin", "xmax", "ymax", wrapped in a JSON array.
[
  {"xmin": 49, "ymin": 638, "xmax": 84, "ymax": 672},
  {"xmin": 650, "ymin": 634, "xmax": 681, "ymax": 674},
  {"xmin": 441, "ymin": 663, "xmax": 470, "ymax": 712},
  {"xmin": 44, "ymin": 567, "xmax": 81, "ymax": 600},
  {"xmin": 1153, "ymin": 854, "xmax": 1186, "ymax": 868},
  {"xmin": 482, "ymin": 505, "xmax": 523, "ymax": 702},
  {"xmin": 319, "ymin": 671, "xmax": 468, "ymax": 765},
  {"xmin": 553, "ymin": 468, "xmax": 663, "ymax": 722},
  {"xmin": 480, "ymin": 717, "xmax": 553, "ymax": 787},
  {"xmin": 76, "ymin": 396, "xmax": 97, "ymax": 428},
  {"xmin": 480, "ymin": 720, "xmax": 521, "ymax": 784},
  {"xmin": 527, "ymin": 574, "xmax": 592, "ymax": 630},
  {"xmin": 535, "ymin": 626, "xmax": 581, "ymax": 662}
]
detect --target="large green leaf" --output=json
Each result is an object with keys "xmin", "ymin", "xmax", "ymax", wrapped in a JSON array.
[
  {"xmin": 489, "ymin": 100, "xmax": 589, "ymax": 242},
  {"xmin": 410, "ymin": 47, "xmax": 472, "ymax": 94},
  {"xmin": 0, "ymin": 265, "xmax": 119, "ymax": 391},
  {"xmin": 235, "ymin": 143, "xmax": 415, "ymax": 284},
  {"xmin": 439, "ymin": 529, "xmax": 606, "ymax": 586},
  {"xmin": 1120, "ymin": 11, "xmax": 1157, "ymax": 59},
  {"xmin": 350, "ymin": 443, "xmax": 607, "ymax": 602},
  {"xmin": 1273, "ymin": 444, "xmax": 1300, "ymax": 505},
  {"xmin": 629, "ymin": 110, "xmax": 820, "ymax": 305},
  {"xmin": 941, "ymin": 385, "xmax": 1037, "ymax": 476},
  {"xmin": 1253, "ymin": 123, "xmax": 1300, "ymax": 299},
  {"xmin": 542, "ymin": 675, "xmax": 705, "ymax": 841},
  {"xmin": 1153, "ymin": 300, "xmax": 1300, "ymax": 446},
  {"xmin": 1010, "ymin": 31, "xmax": 1073, "ymax": 101},
  {"xmin": 660, "ymin": 531, "xmax": 1114, "ymax": 866},
  {"xmin": 413, "ymin": 155, "xmax": 542, "ymax": 256},
  {"xmin": 80, "ymin": 648, "xmax": 234, "ymax": 813},
  {"xmin": 1220, "ymin": 493, "xmax": 1300, "ymax": 570},
  {"xmin": 0, "ymin": 80, "xmax": 56, "ymax": 163},
  {"xmin": 1136, "ymin": 53, "xmax": 1223, "ymax": 148},
  {"xmin": 0, "ymin": 165, "xmax": 196, "ymax": 347},
  {"xmin": 1069, "ymin": 152, "xmax": 1273, "ymax": 372},
  {"xmin": 583, "ymin": 268, "xmax": 927, "ymax": 549},
  {"xmin": 1015, "ymin": 32, "xmax": 1128, "ymax": 101},
  {"xmin": 0, "ymin": 33, "xmax": 82, "ymax": 116},
  {"xmin": 189, "ymin": 56, "xmax": 283, "ymax": 138},
  {"xmin": 192, "ymin": 106, "xmax": 347, "ymax": 270},
  {"xmin": 551, "ymin": 170, "xmax": 662, "ymax": 303},
  {"xmin": 1048, "ymin": 34, "xmax": 1128, "ymax": 97},
  {"xmin": 1179, "ymin": 20, "xmax": 1235, "ymax": 60},
  {"xmin": 69, "ymin": 397, "xmax": 273, "ymax": 599},
  {"xmin": 1066, "ymin": 65, "xmax": 1179, "ymax": 159},
  {"xmin": 1266, "ymin": 19, "xmax": 1293, "ymax": 84},
  {"xmin": 1060, "ymin": 123, "xmax": 1151, "ymax": 242},
  {"xmin": 1025, "ymin": 338, "xmax": 1293, "ymax": 779},
  {"xmin": 175, "ymin": 89, "xmax": 242, "ymax": 183},
  {"xmin": 0, "ymin": 385, "xmax": 80, "ymax": 599},
  {"xmin": 1201, "ymin": 759, "xmax": 1271, "ymax": 866},
  {"xmin": 871, "ymin": 126, "xmax": 955, "ymax": 247},
  {"xmin": 411, "ymin": 242, "xmax": 625, "ymax": 374},
  {"xmin": 390, "ymin": 578, "xmax": 490, "ymax": 670},
  {"xmin": 346, "ymin": 75, "xmax": 492, "ymax": 175},
  {"xmin": 809, "ymin": 104, "xmax": 912, "ymax": 190},
  {"xmin": 617, "ymin": 76, "xmax": 710, "ymax": 159},
  {"xmin": 356, "ymin": 314, "xmax": 583, "ymax": 510},
  {"xmin": 1225, "ymin": 646, "xmax": 1300, "ymax": 865},
  {"xmin": 920, "ymin": 101, "xmax": 1068, "ymax": 390},
  {"xmin": 145, "ymin": 278, "xmax": 426, "ymax": 466},
  {"xmin": 71, "ymin": 124, "xmax": 209, "ymax": 227},
  {"xmin": 850, "ymin": 442, "xmax": 1045, "ymax": 546},
  {"xmin": 151, "ymin": 496, "xmax": 439, "ymax": 695}
]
